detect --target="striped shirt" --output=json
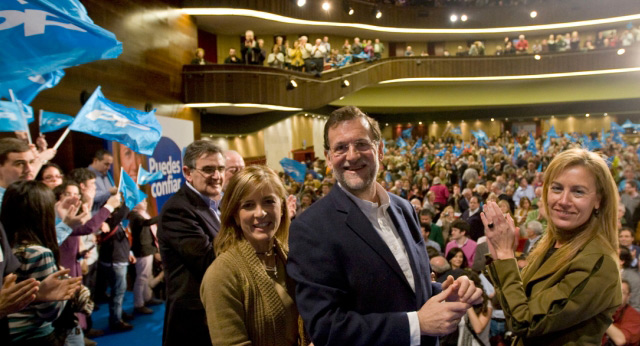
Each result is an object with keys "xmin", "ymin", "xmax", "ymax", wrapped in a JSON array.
[{"xmin": 8, "ymin": 245, "xmax": 65, "ymax": 341}]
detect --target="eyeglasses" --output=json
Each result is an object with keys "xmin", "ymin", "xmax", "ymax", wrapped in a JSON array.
[
  {"xmin": 330, "ymin": 140, "xmax": 376, "ymax": 156},
  {"xmin": 43, "ymin": 174, "xmax": 64, "ymax": 181},
  {"xmin": 194, "ymin": 166, "xmax": 225, "ymax": 176}
]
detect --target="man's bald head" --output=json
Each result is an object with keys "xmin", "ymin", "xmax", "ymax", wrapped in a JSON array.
[{"xmin": 223, "ymin": 150, "xmax": 245, "ymax": 190}]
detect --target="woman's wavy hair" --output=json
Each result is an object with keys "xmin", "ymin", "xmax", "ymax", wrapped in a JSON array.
[
  {"xmin": 525, "ymin": 148, "xmax": 618, "ymax": 276},
  {"xmin": 214, "ymin": 165, "xmax": 290, "ymax": 256}
]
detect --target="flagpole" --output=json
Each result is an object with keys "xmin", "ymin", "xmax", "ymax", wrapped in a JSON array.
[
  {"xmin": 38, "ymin": 109, "xmax": 43, "ymax": 137},
  {"xmin": 52, "ymin": 128, "xmax": 71, "ymax": 151},
  {"xmin": 8, "ymin": 89, "xmax": 32, "ymax": 144}
]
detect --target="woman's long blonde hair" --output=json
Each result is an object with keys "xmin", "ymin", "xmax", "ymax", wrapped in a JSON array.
[
  {"xmin": 214, "ymin": 165, "xmax": 290, "ymax": 256},
  {"xmin": 524, "ymin": 149, "xmax": 619, "ymax": 276}
]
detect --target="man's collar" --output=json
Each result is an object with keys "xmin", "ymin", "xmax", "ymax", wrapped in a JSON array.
[
  {"xmin": 186, "ymin": 182, "xmax": 222, "ymax": 209},
  {"xmin": 338, "ymin": 182, "xmax": 389, "ymax": 212}
]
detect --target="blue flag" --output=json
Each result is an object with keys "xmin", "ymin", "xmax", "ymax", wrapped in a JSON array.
[
  {"xmin": 537, "ymin": 163, "xmax": 542, "ymax": 172},
  {"xmin": 503, "ymin": 146, "xmax": 509, "ymax": 156},
  {"xmin": 118, "ymin": 168, "xmax": 147, "ymax": 211},
  {"xmin": 418, "ymin": 158, "xmax": 426, "ymax": 170},
  {"xmin": 513, "ymin": 140, "xmax": 521, "ymax": 163},
  {"xmin": 612, "ymin": 132, "xmax": 627, "ymax": 147},
  {"xmin": 411, "ymin": 138, "xmax": 422, "ymax": 154},
  {"xmin": 547, "ymin": 125, "xmax": 559, "ymax": 139},
  {"xmin": 543, "ymin": 136, "xmax": 550, "ymax": 153},
  {"xmin": 402, "ymin": 127, "xmax": 413, "ymax": 139},
  {"xmin": 40, "ymin": 111, "xmax": 73, "ymax": 133},
  {"xmin": 137, "ymin": 164, "xmax": 164, "ymax": 185},
  {"xmin": 396, "ymin": 137, "xmax": 408, "ymax": 148},
  {"xmin": 0, "ymin": 101, "xmax": 28, "ymax": 132},
  {"xmin": 610, "ymin": 121, "xmax": 625, "ymax": 133},
  {"xmin": 436, "ymin": 148, "xmax": 447, "ymax": 157},
  {"xmin": 623, "ymin": 120, "xmax": 635, "ymax": 129},
  {"xmin": 527, "ymin": 133, "xmax": 537, "ymax": 156},
  {"xmin": 385, "ymin": 171, "xmax": 392, "ymax": 183},
  {"xmin": 0, "ymin": 70, "xmax": 65, "ymax": 104},
  {"xmin": 587, "ymin": 138, "xmax": 602, "ymax": 151},
  {"xmin": 69, "ymin": 87, "xmax": 163, "ymax": 155},
  {"xmin": 1, "ymin": 0, "xmax": 122, "ymax": 82},
  {"xmin": 279, "ymin": 158, "xmax": 306, "ymax": 183},
  {"xmin": 451, "ymin": 127, "xmax": 462, "ymax": 135}
]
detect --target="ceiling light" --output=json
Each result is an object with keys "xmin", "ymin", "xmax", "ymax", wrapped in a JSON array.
[
  {"xmin": 419, "ymin": 121, "xmax": 422, "ymax": 125},
  {"xmin": 339, "ymin": 96, "xmax": 344, "ymax": 100},
  {"xmin": 618, "ymin": 48, "xmax": 626, "ymax": 55},
  {"xmin": 297, "ymin": 0, "xmax": 306, "ymax": 7},
  {"xmin": 530, "ymin": 11, "xmax": 537, "ymax": 18},
  {"xmin": 534, "ymin": 54, "xmax": 541, "ymax": 60},
  {"xmin": 505, "ymin": 118, "xmax": 508, "ymax": 121},
  {"xmin": 184, "ymin": 103, "xmax": 302, "ymax": 111},
  {"xmin": 604, "ymin": 113, "xmax": 608, "ymax": 116},
  {"xmin": 461, "ymin": 14, "xmax": 468, "ymax": 22},
  {"xmin": 287, "ymin": 79, "xmax": 298, "ymax": 90},
  {"xmin": 341, "ymin": 79, "xmax": 350, "ymax": 87},
  {"xmin": 491, "ymin": 118, "xmax": 495, "ymax": 122},
  {"xmin": 322, "ymin": 1, "xmax": 330, "ymax": 11},
  {"xmin": 348, "ymin": 7, "xmax": 354, "ymax": 15},
  {"xmin": 385, "ymin": 123, "xmax": 389, "ymax": 126},
  {"xmin": 450, "ymin": 14, "xmax": 458, "ymax": 22},
  {"xmin": 375, "ymin": 9, "xmax": 382, "ymax": 19},
  {"xmin": 585, "ymin": 113, "xmax": 590, "ymax": 117}
]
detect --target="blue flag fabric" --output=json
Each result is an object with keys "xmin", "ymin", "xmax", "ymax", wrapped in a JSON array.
[
  {"xmin": 418, "ymin": 158, "xmax": 426, "ymax": 170},
  {"xmin": 1, "ymin": 1, "xmax": 122, "ymax": 82},
  {"xmin": 543, "ymin": 137, "xmax": 550, "ymax": 153},
  {"xmin": 0, "ymin": 70, "xmax": 65, "ymax": 104},
  {"xmin": 411, "ymin": 138, "xmax": 422, "ymax": 154},
  {"xmin": 0, "ymin": 100, "xmax": 28, "ymax": 132},
  {"xmin": 396, "ymin": 137, "xmax": 408, "ymax": 148},
  {"xmin": 40, "ymin": 111, "xmax": 73, "ymax": 133},
  {"xmin": 279, "ymin": 158, "xmax": 306, "ymax": 183},
  {"xmin": 612, "ymin": 132, "xmax": 627, "ymax": 147},
  {"xmin": 537, "ymin": 163, "xmax": 542, "ymax": 172},
  {"xmin": 623, "ymin": 120, "xmax": 635, "ymax": 129},
  {"xmin": 503, "ymin": 146, "xmax": 509, "ymax": 156},
  {"xmin": 402, "ymin": 127, "xmax": 413, "ymax": 139},
  {"xmin": 610, "ymin": 121, "xmax": 625, "ymax": 133},
  {"xmin": 587, "ymin": 138, "xmax": 602, "ymax": 151},
  {"xmin": 451, "ymin": 127, "xmax": 462, "ymax": 135},
  {"xmin": 513, "ymin": 141, "xmax": 521, "ymax": 163},
  {"xmin": 69, "ymin": 87, "xmax": 162, "ymax": 155},
  {"xmin": 436, "ymin": 148, "xmax": 447, "ymax": 157},
  {"xmin": 118, "ymin": 168, "xmax": 147, "ymax": 211},
  {"xmin": 137, "ymin": 165, "xmax": 164, "ymax": 185},
  {"xmin": 385, "ymin": 171, "xmax": 393, "ymax": 183},
  {"xmin": 547, "ymin": 125, "xmax": 559, "ymax": 139},
  {"xmin": 527, "ymin": 133, "xmax": 537, "ymax": 156}
]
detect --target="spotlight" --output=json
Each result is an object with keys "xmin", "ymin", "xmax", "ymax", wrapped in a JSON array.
[
  {"xmin": 530, "ymin": 11, "xmax": 537, "ymax": 18},
  {"xmin": 349, "ymin": 7, "xmax": 354, "ymax": 15},
  {"xmin": 604, "ymin": 113, "xmax": 608, "ymax": 116},
  {"xmin": 286, "ymin": 79, "xmax": 298, "ymax": 90},
  {"xmin": 618, "ymin": 48, "xmax": 626, "ymax": 55},
  {"xmin": 450, "ymin": 14, "xmax": 458, "ymax": 22},
  {"xmin": 491, "ymin": 118, "xmax": 495, "ymax": 122},
  {"xmin": 461, "ymin": 14, "xmax": 468, "ymax": 22},
  {"xmin": 385, "ymin": 123, "xmax": 389, "ymax": 126},
  {"xmin": 375, "ymin": 9, "xmax": 382, "ymax": 19},
  {"xmin": 585, "ymin": 113, "xmax": 590, "ymax": 117},
  {"xmin": 419, "ymin": 121, "xmax": 422, "ymax": 125},
  {"xmin": 297, "ymin": 0, "xmax": 306, "ymax": 7},
  {"xmin": 341, "ymin": 79, "xmax": 350, "ymax": 88},
  {"xmin": 322, "ymin": 1, "xmax": 330, "ymax": 11},
  {"xmin": 534, "ymin": 54, "xmax": 541, "ymax": 60}
]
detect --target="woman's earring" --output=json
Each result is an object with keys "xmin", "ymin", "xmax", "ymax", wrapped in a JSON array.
[{"xmin": 594, "ymin": 208, "xmax": 599, "ymax": 216}]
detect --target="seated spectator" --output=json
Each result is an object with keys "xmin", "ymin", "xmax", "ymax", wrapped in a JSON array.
[
  {"xmin": 191, "ymin": 48, "xmax": 207, "ymax": 65},
  {"xmin": 37, "ymin": 162, "xmax": 64, "ymax": 190},
  {"xmin": 421, "ymin": 209, "xmax": 445, "ymax": 249},
  {"xmin": 458, "ymin": 271, "xmax": 492, "ymax": 346},
  {"xmin": 514, "ymin": 196, "xmax": 532, "ymax": 226},
  {"xmin": 556, "ymin": 34, "xmax": 568, "ymax": 52},
  {"xmin": 404, "ymin": 45, "xmax": 414, "ymax": 57},
  {"xmin": 602, "ymin": 280, "xmax": 640, "ymax": 345},
  {"xmin": 619, "ymin": 246, "xmax": 640, "ymax": 312},
  {"xmin": 532, "ymin": 40, "xmax": 542, "ymax": 54},
  {"xmin": 223, "ymin": 48, "xmax": 243, "ymax": 64},
  {"xmin": 267, "ymin": 45, "xmax": 284, "ymax": 69},
  {"xmin": 446, "ymin": 247, "xmax": 469, "ymax": 270},
  {"xmin": 504, "ymin": 41, "xmax": 516, "ymax": 55},
  {"xmin": 461, "ymin": 195, "xmax": 484, "ymax": 241},
  {"xmin": 421, "ymin": 222, "xmax": 442, "ymax": 254},
  {"xmin": 445, "ymin": 219, "xmax": 477, "ymax": 264},
  {"xmin": 522, "ymin": 220, "xmax": 543, "ymax": 258},
  {"xmin": 515, "ymin": 34, "xmax": 529, "ymax": 53}
]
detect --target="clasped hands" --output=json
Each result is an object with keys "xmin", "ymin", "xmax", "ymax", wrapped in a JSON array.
[{"xmin": 418, "ymin": 275, "xmax": 483, "ymax": 336}]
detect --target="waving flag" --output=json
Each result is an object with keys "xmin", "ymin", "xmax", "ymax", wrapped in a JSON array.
[
  {"xmin": 537, "ymin": 163, "xmax": 542, "ymax": 172},
  {"xmin": 436, "ymin": 148, "xmax": 447, "ymax": 157},
  {"xmin": 1, "ymin": 0, "xmax": 122, "ymax": 82},
  {"xmin": 0, "ymin": 101, "xmax": 28, "ymax": 132},
  {"xmin": 137, "ymin": 165, "xmax": 164, "ymax": 185},
  {"xmin": 612, "ymin": 132, "xmax": 627, "ymax": 147},
  {"xmin": 418, "ymin": 158, "xmax": 426, "ymax": 170},
  {"xmin": 118, "ymin": 168, "xmax": 147, "ymax": 210},
  {"xmin": 513, "ymin": 140, "xmax": 521, "ymax": 163},
  {"xmin": 547, "ymin": 125, "xmax": 559, "ymax": 139},
  {"xmin": 503, "ymin": 146, "xmax": 509, "ymax": 156},
  {"xmin": 411, "ymin": 138, "xmax": 422, "ymax": 154},
  {"xmin": 396, "ymin": 136, "xmax": 408, "ymax": 148},
  {"xmin": 451, "ymin": 127, "xmax": 462, "ymax": 135},
  {"xmin": 610, "ymin": 121, "xmax": 625, "ymax": 133},
  {"xmin": 527, "ymin": 133, "xmax": 537, "ymax": 156},
  {"xmin": 543, "ymin": 136, "xmax": 550, "ymax": 153},
  {"xmin": 40, "ymin": 111, "xmax": 73, "ymax": 133},
  {"xmin": 69, "ymin": 87, "xmax": 162, "ymax": 155},
  {"xmin": 622, "ymin": 120, "xmax": 635, "ymax": 129},
  {"xmin": 0, "ymin": 70, "xmax": 65, "ymax": 104},
  {"xmin": 280, "ymin": 158, "xmax": 307, "ymax": 183},
  {"xmin": 402, "ymin": 127, "xmax": 413, "ymax": 139}
]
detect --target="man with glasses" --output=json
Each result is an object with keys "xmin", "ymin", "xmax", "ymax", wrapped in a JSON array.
[
  {"xmin": 288, "ymin": 106, "xmax": 482, "ymax": 346},
  {"xmin": 158, "ymin": 140, "xmax": 225, "ymax": 346},
  {"xmin": 222, "ymin": 150, "xmax": 245, "ymax": 191}
]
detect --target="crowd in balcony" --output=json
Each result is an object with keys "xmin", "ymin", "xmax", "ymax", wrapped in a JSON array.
[{"xmin": 281, "ymin": 123, "xmax": 640, "ymax": 345}]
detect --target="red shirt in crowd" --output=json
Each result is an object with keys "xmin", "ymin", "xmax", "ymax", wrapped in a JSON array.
[{"xmin": 602, "ymin": 304, "xmax": 640, "ymax": 346}]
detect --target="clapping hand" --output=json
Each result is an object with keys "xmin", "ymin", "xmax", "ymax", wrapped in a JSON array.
[
  {"xmin": 481, "ymin": 201, "xmax": 518, "ymax": 260},
  {"xmin": 0, "ymin": 274, "xmax": 39, "ymax": 318},
  {"xmin": 36, "ymin": 268, "xmax": 81, "ymax": 302}
]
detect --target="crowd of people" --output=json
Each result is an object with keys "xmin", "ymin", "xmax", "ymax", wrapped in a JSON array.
[{"xmin": 2, "ymin": 108, "xmax": 640, "ymax": 346}]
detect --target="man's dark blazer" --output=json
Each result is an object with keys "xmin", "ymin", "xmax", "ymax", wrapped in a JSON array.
[
  {"xmin": 461, "ymin": 208, "xmax": 484, "ymax": 242},
  {"xmin": 287, "ymin": 185, "xmax": 441, "ymax": 346},
  {"xmin": 158, "ymin": 184, "xmax": 219, "ymax": 346}
]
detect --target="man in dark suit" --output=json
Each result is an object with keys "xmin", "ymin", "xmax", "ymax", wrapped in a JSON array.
[
  {"xmin": 158, "ymin": 141, "xmax": 225, "ymax": 346},
  {"xmin": 461, "ymin": 195, "xmax": 484, "ymax": 241},
  {"xmin": 288, "ymin": 106, "xmax": 482, "ymax": 346}
]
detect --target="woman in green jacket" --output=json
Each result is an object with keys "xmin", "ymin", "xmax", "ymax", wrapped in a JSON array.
[
  {"xmin": 200, "ymin": 166, "xmax": 307, "ymax": 346},
  {"xmin": 481, "ymin": 148, "xmax": 621, "ymax": 345}
]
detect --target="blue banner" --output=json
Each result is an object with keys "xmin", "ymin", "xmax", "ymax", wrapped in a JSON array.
[
  {"xmin": 436, "ymin": 148, "xmax": 447, "ymax": 157},
  {"xmin": 69, "ymin": 86, "xmax": 162, "ymax": 155},
  {"xmin": 402, "ymin": 127, "xmax": 413, "ymax": 139},
  {"xmin": 411, "ymin": 138, "xmax": 422, "ymax": 154},
  {"xmin": 0, "ymin": 0, "xmax": 122, "ymax": 82},
  {"xmin": 137, "ymin": 164, "xmax": 164, "ymax": 185},
  {"xmin": 452, "ymin": 145, "xmax": 462, "ymax": 157},
  {"xmin": 612, "ymin": 132, "xmax": 627, "ymax": 147},
  {"xmin": 396, "ymin": 136, "xmax": 408, "ymax": 148},
  {"xmin": 280, "ymin": 158, "xmax": 306, "ymax": 183},
  {"xmin": 0, "ymin": 100, "xmax": 28, "ymax": 132},
  {"xmin": 543, "ymin": 137, "xmax": 550, "ymax": 153},
  {"xmin": 622, "ymin": 120, "xmax": 635, "ymax": 129},
  {"xmin": 418, "ymin": 158, "xmax": 426, "ymax": 170},
  {"xmin": 610, "ymin": 121, "xmax": 625, "ymax": 133},
  {"xmin": 451, "ymin": 127, "xmax": 462, "ymax": 135},
  {"xmin": 40, "ymin": 111, "xmax": 73, "ymax": 133},
  {"xmin": 503, "ymin": 146, "xmax": 509, "ymax": 156},
  {"xmin": 0, "ymin": 70, "xmax": 64, "ymax": 104},
  {"xmin": 547, "ymin": 125, "xmax": 559, "ymax": 139},
  {"xmin": 513, "ymin": 140, "xmax": 521, "ymax": 163},
  {"xmin": 118, "ymin": 167, "xmax": 147, "ymax": 211},
  {"xmin": 527, "ymin": 133, "xmax": 537, "ymax": 156}
]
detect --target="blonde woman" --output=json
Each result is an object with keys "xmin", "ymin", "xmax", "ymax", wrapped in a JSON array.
[{"xmin": 482, "ymin": 149, "xmax": 621, "ymax": 345}]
